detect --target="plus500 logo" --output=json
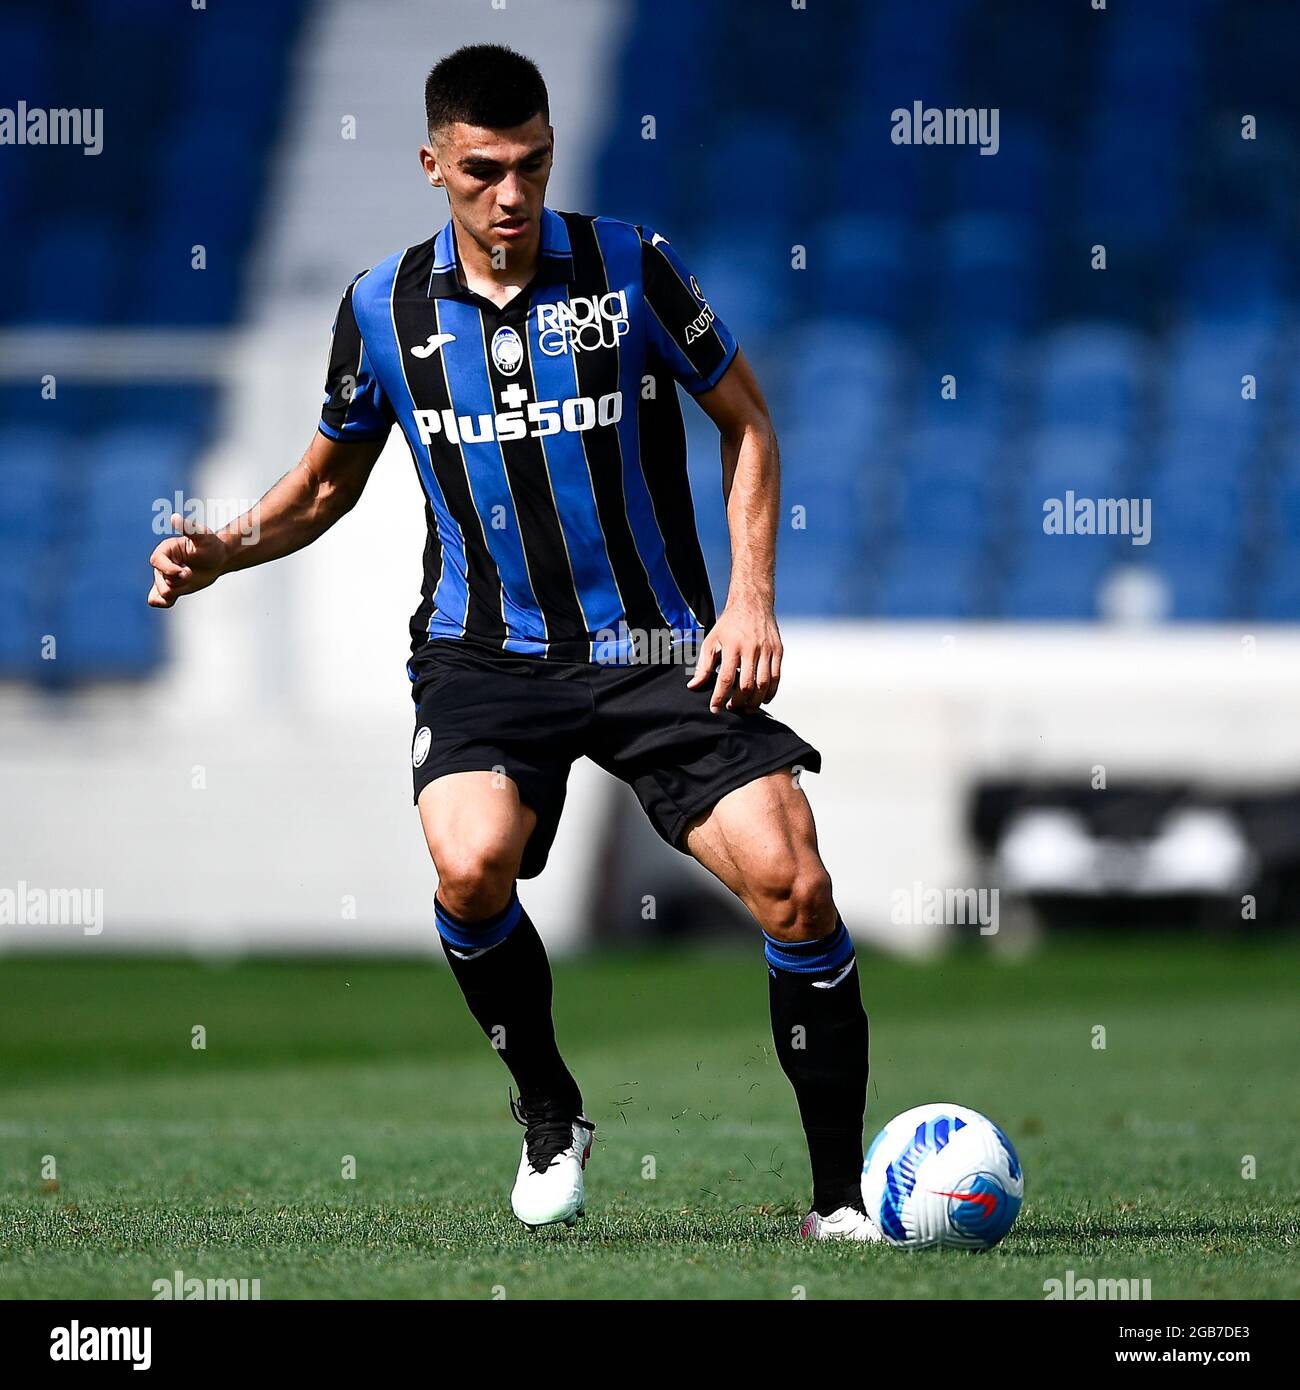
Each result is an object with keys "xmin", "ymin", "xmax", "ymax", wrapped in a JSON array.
[
  {"xmin": 537, "ymin": 292, "xmax": 630, "ymax": 356},
  {"xmin": 414, "ymin": 392, "xmax": 623, "ymax": 446}
]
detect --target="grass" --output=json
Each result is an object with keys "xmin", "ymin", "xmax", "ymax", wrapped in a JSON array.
[{"xmin": 0, "ymin": 937, "xmax": 1296, "ymax": 1299}]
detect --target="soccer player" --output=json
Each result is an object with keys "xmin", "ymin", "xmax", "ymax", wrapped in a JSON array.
[{"xmin": 147, "ymin": 44, "xmax": 876, "ymax": 1241}]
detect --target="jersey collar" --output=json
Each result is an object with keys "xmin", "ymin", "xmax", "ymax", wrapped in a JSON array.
[{"xmin": 426, "ymin": 207, "xmax": 575, "ymax": 299}]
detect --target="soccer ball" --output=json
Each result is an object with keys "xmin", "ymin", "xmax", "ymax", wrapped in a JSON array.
[{"xmin": 861, "ymin": 1102, "xmax": 1024, "ymax": 1250}]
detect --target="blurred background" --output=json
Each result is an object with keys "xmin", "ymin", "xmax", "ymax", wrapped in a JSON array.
[{"xmin": 3, "ymin": 0, "xmax": 1300, "ymax": 957}]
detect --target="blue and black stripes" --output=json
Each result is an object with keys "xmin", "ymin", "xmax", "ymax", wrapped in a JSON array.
[
  {"xmin": 434, "ymin": 891, "xmax": 524, "ymax": 953},
  {"xmin": 320, "ymin": 273, "xmax": 397, "ymax": 443},
  {"xmin": 317, "ymin": 208, "xmax": 729, "ymax": 665},
  {"xmin": 763, "ymin": 919, "xmax": 855, "ymax": 976}
]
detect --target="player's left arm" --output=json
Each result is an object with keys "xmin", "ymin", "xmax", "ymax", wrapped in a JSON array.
[{"xmin": 688, "ymin": 350, "xmax": 782, "ymax": 714}]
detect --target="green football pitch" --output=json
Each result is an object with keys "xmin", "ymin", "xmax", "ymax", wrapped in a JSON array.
[{"xmin": 0, "ymin": 937, "xmax": 1295, "ymax": 1300}]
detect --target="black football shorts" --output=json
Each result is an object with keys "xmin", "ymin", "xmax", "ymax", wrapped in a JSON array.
[{"xmin": 409, "ymin": 639, "xmax": 821, "ymax": 878}]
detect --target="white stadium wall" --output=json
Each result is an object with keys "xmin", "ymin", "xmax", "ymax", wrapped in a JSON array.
[{"xmin": 4, "ymin": 617, "xmax": 1299, "ymax": 956}]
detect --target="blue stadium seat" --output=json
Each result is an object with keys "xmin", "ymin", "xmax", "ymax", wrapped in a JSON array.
[
  {"xmin": 813, "ymin": 216, "xmax": 913, "ymax": 325},
  {"xmin": 1146, "ymin": 474, "xmax": 1247, "ymax": 551},
  {"xmin": 1166, "ymin": 322, "xmax": 1275, "ymax": 423},
  {"xmin": 999, "ymin": 529, "xmax": 1113, "ymax": 618},
  {"xmin": 0, "ymin": 431, "xmax": 65, "ymax": 542},
  {"xmin": 776, "ymin": 468, "xmax": 872, "ymax": 542},
  {"xmin": 1021, "ymin": 427, "xmax": 1129, "ymax": 499},
  {"xmin": 17, "ymin": 219, "xmax": 120, "ymax": 325},
  {"xmin": 778, "ymin": 541, "xmax": 873, "ymax": 617},
  {"xmin": 54, "ymin": 573, "xmax": 166, "ymax": 680},
  {"xmin": 935, "ymin": 214, "xmax": 1041, "ymax": 331},
  {"xmin": 1183, "ymin": 227, "xmax": 1285, "ymax": 327},
  {"xmin": 901, "ymin": 424, "xmax": 1000, "ymax": 481},
  {"xmin": 1037, "ymin": 324, "xmax": 1150, "ymax": 434},
  {"xmin": 877, "ymin": 542, "xmax": 981, "ymax": 619},
  {"xmin": 951, "ymin": 124, "xmax": 1054, "ymax": 220},
  {"xmin": 1267, "ymin": 475, "xmax": 1300, "ymax": 548},
  {"xmin": 894, "ymin": 471, "xmax": 988, "ymax": 545},
  {"xmin": 690, "ymin": 234, "xmax": 794, "ymax": 338},
  {"xmin": 1130, "ymin": 552, "xmax": 1239, "ymax": 621},
  {"xmin": 783, "ymin": 323, "xmax": 901, "ymax": 446},
  {"xmin": 1255, "ymin": 561, "xmax": 1300, "ymax": 621},
  {"xmin": 0, "ymin": 553, "xmax": 59, "ymax": 678}
]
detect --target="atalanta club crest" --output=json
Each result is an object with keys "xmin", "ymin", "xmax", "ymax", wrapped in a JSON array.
[{"xmin": 491, "ymin": 325, "xmax": 524, "ymax": 376}]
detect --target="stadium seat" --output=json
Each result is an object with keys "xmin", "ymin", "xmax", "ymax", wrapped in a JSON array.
[
  {"xmin": 935, "ymin": 214, "xmax": 1041, "ymax": 332},
  {"xmin": 877, "ymin": 542, "xmax": 983, "ymax": 619},
  {"xmin": 812, "ymin": 216, "xmax": 913, "ymax": 326},
  {"xmin": 0, "ymin": 431, "xmax": 66, "ymax": 543},
  {"xmin": 1036, "ymin": 324, "xmax": 1150, "ymax": 434},
  {"xmin": 52, "ymin": 582, "xmax": 165, "ymax": 679}
]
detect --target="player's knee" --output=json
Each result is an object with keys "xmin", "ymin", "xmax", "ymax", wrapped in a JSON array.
[
  {"xmin": 433, "ymin": 835, "xmax": 521, "ymax": 919},
  {"xmin": 752, "ymin": 861, "xmax": 836, "ymax": 942}
]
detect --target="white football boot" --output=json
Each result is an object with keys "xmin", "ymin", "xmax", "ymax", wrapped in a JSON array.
[
  {"xmin": 509, "ymin": 1094, "xmax": 595, "ymax": 1229},
  {"xmin": 800, "ymin": 1206, "xmax": 885, "ymax": 1242}
]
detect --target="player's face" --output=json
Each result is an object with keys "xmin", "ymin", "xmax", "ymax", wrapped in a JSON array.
[{"xmin": 421, "ymin": 114, "xmax": 553, "ymax": 267}]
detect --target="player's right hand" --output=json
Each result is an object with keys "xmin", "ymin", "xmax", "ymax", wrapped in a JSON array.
[{"xmin": 147, "ymin": 513, "xmax": 228, "ymax": 608}]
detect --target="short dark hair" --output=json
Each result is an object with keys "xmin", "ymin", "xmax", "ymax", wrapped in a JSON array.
[{"xmin": 424, "ymin": 44, "xmax": 549, "ymax": 136}]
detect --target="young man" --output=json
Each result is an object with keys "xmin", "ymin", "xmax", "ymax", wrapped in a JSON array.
[{"xmin": 148, "ymin": 44, "xmax": 876, "ymax": 1240}]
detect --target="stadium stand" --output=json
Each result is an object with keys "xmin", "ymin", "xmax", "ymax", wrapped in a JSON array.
[
  {"xmin": 0, "ymin": 0, "xmax": 305, "ymax": 681},
  {"xmin": 4, "ymin": 0, "xmax": 1298, "ymax": 688},
  {"xmin": 595, "ymin": 0, "xmax": 1299, "ymax": 622}
]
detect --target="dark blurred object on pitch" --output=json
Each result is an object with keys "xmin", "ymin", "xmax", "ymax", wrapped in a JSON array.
[{"xmin": 972, "ymin": 781, "xmax": 1300, "ymax": 930}]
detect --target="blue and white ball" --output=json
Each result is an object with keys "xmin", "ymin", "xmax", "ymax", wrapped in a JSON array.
[{"xmin": 861, "ymin": 1102, "xmax": 1024, "ymax": 1250}]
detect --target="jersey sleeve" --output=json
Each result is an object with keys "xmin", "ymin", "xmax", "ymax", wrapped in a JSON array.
[
  {"xmin": 319, "ymin": 275, "xmax": 396, "ymax": 442},
  {"xmin": 639, "ymin": 228, "xmax": 738, "ymax": 395}
]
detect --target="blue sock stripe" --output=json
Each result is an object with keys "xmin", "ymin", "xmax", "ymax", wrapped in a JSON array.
[
  {"xmin": 434, "ymin": 892, "xmax": 523, "ymax": 951},
  {"xmin": 763, "ymin": 920, "xmax": 855, "ymax": 975}
]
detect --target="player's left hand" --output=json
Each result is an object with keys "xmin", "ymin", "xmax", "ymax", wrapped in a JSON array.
[{"xmin": 687, "ymin": 602, "xmax": 782, "ymax": 714}]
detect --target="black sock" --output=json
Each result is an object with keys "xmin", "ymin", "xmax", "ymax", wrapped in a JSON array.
[
  {"xmin": 435, "ymin": 891, "xmax": 582, "ymax": 1116},
  {"xmin": 765, "ymin": 920, "xmax": 869, "ymax": 1216}
]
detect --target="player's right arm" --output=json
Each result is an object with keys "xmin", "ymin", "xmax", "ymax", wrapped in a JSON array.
[
  {"xmin": 147, "ymin": 431, "xmax": 385, "ymax": 608},
  {"xmin": 148, "ymin": 273, "xmax": 395, "ymax": 609}
]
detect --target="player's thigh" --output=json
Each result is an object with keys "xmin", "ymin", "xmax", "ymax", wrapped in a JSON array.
[
  {"xmin": 684, "ymin": 767, "xmax": 834, "ymax": 934},
  {"xmin": 417, "ymin": 770, "xmax": 537, "ymax": 885}
]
